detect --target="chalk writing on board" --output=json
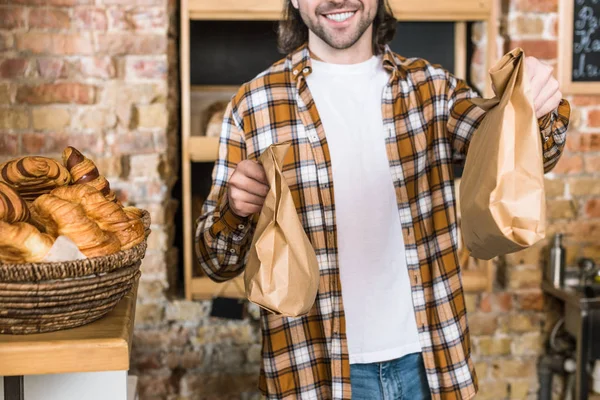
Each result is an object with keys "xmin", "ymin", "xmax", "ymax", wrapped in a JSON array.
[{"xmin": 573, "ymin": 0, "xmax": 600, "ymax": 81}]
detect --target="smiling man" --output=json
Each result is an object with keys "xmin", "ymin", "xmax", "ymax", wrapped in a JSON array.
[{"xmin": 195, "ymin": 1, "xmax": 571, "ymax": 399}]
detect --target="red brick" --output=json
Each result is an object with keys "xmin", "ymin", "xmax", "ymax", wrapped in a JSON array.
[
  {"xmin": 588, "ymin": 109, "xmax": 600, "ymax": 128},
  {"xmin": 585, "ymin": 199, "xmax": 600, "ymax": 218},
  {"xmin": 10, "ymin": 0, "xmax": 92, "ymax": 5},
  {"xmin": 107, "ymin": 8, "xmax": 130, "ymax": 31},
  {"xmin": 96, "ymin": 34, "xmax": 167, "ymax": 55},
  {"xmin": 127, "ymin": 8, "xmax": 168, "ymax": 31},
  {"xmin": 569, "ymin": 133, "xmax": 600, "ymax": 152},
  {"xmin": 16, "ymin": 32, "xmax": 94, "ymax": 55},
  {"xmin": 73, "ymin": 8, "xmax": 108, "ymax": 31},
  {"xmin": 102, "ymin": 0, "xmax": 165, "ymax": 4},
  {"xmin": 0, "ymin": 133, "xmax": 19, "ymax": 156},
  {"xmin": 0, "ymin": 34, "xmax": 13, "ymax": 52},
  {"xmin": 509, "ymin": 39, "xmax": 557, "ymax": 60},
  {"xmin": 0, "ymin": 58, "xmax": 28, "ymax": 79},
  {"xmin": 514, "ymin": 0, "xmax": 558, "ymax": 12},
  {"xmin": 552, "ymin": 153, "xmax": 583, "ymax": 174},
  {"xmin": 125, "ymin": 57, "xmax": 167, "ymax": 80},
  {"xmin": 78, "ymin": 56, "xmax": 116, "ymax": 79},
  {"xmin": 22, "ymin": 132, "xmax": 102, "ymax": 155},
  {"xmin": 515, "ymin": 292, "xmax": 545, "ymax": 311},
  {"xmin": 17, "ymin": 83, "xmax": 96, "ymax": 105},
  {"xmin": 585, "ymin": 154, "xmax": 600, "ymax": 172},
  {"xmin": 37, "ymin": 58, "xmax": 66, "ymax": 79},
  {"xmin": 28, "ymin": 8, "xmax": 70, "ymax": 30},
  {"xmin": 479, "ymin": 292, "xmax": 512, "ymax": 313},
  {"xmin": 0, "ymin": 7, "xmax": 26, "ymax": 30},
  {"xmin": 110, "ymin": 130, "xmax": 155, "ymax": 154},
  {"xmin": 570, "ymin": 95, "xmax": 600, "ymax": 106}
]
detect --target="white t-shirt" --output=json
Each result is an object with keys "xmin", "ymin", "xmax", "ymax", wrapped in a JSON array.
[{"xmin": 306, "ymin": 55, "xmax": 421, "ymax": 364}]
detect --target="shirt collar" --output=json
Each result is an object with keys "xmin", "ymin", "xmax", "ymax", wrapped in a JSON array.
[{"xmin": 288, "ymin": 42, "xmax": 405, "ymax": 80}]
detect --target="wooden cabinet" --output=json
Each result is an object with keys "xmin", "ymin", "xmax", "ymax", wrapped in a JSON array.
[{"xmin": 180, "ymin": 0, "xmax": 498, "ymax": 300}]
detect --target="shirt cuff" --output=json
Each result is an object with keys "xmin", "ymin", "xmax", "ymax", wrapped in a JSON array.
[
  {"xmin": 220, "ymin": 200, "xmax": 251, "ymax": 234},
  {"xmin": 538, "ymin": 99, "xmax": 571, "ymax": 141}
]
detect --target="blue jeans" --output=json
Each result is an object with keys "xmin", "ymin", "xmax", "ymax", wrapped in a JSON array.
[{"xmin": 350, "ymin": 352, "xmax": 432, "ymax": 400}]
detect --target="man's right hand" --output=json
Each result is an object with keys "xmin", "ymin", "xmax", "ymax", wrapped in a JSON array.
[{"xmin": 227, "ymin": 160, "xmax": 269, "ymax": 218}]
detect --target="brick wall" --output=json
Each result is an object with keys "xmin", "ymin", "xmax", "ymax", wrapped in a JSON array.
[{"xmin": 0, "ymin": 0, "xmax": 595, "ymax": 399}]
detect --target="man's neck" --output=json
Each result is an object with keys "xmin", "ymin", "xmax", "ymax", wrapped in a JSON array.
[{"xmin": 307, "ymin": 26, "xmax": 374, "ymax": 64}]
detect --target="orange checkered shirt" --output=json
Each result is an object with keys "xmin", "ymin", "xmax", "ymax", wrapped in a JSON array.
[{"xmin": 196, "ymin": 44, "xmax": 571, "ymax": 400}]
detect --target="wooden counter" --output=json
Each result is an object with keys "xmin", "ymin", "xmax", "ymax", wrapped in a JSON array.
[{"xmin": 0, "ymin": 285, "xmax": 137, "ymax": 377}]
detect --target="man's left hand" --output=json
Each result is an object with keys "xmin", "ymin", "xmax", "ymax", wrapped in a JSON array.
[{"xmin": 525, "ymin": 56, "xmax": 562, "ymax": 119}]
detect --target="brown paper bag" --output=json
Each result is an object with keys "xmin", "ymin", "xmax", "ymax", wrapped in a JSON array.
[
  {"xmin": 460, "ymin": 48, "xmax": 545, "ymax": 260},
  {"xmin": 244, "ymin": 142, "xmax": 320, "ymax": 317}
]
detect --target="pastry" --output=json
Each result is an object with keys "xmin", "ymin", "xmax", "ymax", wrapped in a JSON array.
[
  {"xmin": 32, "ymin": 194, "xmax": 121, "ymax": 258},
  {"xmin": 62, "ymin": 146, "xmax": 119, "ymax": 204},
  {"xmin": 51, "ymin": 185, "xmax": 145, "ymax": 250},
  {"xmin": 0, "ymin": 221, "xmax": 54, "ymax": 263},
  {"xmin": 123, "ymin": 206, "xmax": 143, "ymax": 220},
  {"xmin": 0, "ymin": 181, "xmax": 30, "ymax": 223},
  {"xmin": 0, "ymin": 156, "xmax": 71, "ymax": 201}
]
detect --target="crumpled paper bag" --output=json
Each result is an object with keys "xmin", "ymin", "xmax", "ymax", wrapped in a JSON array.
[
  {"xmin": 244, "ymin": 142, "xmax": 320, "ymax": 317},
  {"xmin": 460, "ymin": 48, "xmax": 545, "ymax": 260}
]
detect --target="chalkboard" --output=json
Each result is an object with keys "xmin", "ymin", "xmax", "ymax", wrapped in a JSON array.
[
  {"xmin": 559, "ymin": 0, "xmax": 600, "ymax": 93},
  {"xmin": 572, "ymin": 0, "xmax": 600, "ymax": 81},
  {"xmin": 189, "ymin": 20, "xmax": 458, "ymax": 85}
]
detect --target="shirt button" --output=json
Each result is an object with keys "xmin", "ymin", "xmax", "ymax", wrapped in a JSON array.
[
  {"xmin": 229, "ymin": 248, "xmax": 236, "ymax": 254},
  {"xmin": 237, "ymin": 224, "xmax": 245, "ymax": 230},
  {"xmin": 293, "ymin": 70, "xmax": 299, "ymax": 75},
  {"xmin": 303, "ymin": 67, "xmax": 310, "ymax": 73}
]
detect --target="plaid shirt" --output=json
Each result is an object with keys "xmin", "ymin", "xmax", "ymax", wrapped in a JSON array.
[{"xmin": 196, "ymin": 44, "xmax": 571, "ymax": 399}]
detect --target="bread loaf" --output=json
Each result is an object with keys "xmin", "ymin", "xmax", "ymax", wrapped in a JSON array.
[
  {"xmin": 0, "ymin": 182, "xmax": 30, "ymax": 223},
  {"xmin": 51, "ymin": 185, "xmax": 145, "ymax": 250},
  {"xmin": 62, "ymin": 147, "xmax": 119, "ymax": 204},
  {"xmin": 0, "ymin": 157, "xmax": 71, "ymax": 201},
  {"xmin": 0, "ymin": 221, "xmax": 54, "ymax": 263},
  {"xmin": 32, "ymin": 194, "xmax": 121, "ymax": 258}
]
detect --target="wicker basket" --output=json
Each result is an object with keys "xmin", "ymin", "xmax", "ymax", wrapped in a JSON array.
[{"xmin": 0, "ymin": 210, "xmax": 151, "ymax": 335}]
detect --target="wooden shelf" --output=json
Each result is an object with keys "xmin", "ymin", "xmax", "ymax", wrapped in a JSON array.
[
  {"xmin": 0, "ymin": 284, "xmax": 137, "ymax": 376},
  {"xmin": 189, "ymin": 136, "xmax": 219, "ymax": 162},
  {"xmin": 190, "ymin": 276, "xmax": 245, "ymax": 300},
  {"xmin": 188, "ymin": 0, "xmax": 494, "ymax": 21}
]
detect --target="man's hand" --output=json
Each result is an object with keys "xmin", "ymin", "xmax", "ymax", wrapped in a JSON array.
[
  {"xmin": 525, "ymin": 56, "xmax": 562, "ymax": 119},
  {"xmin": 228, "ymin": 160, "xmax": 269, "ymax": 218}
]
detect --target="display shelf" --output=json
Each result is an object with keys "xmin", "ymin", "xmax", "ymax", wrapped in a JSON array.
[{"xmin": 189, "ymin": 136, "xmax": 219, "ymax": 163}]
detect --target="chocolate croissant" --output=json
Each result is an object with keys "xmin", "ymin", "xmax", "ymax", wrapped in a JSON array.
[
  {"xmin": 0, "ymin": 221, "xmax": 54, "ymax": 263},
  {"xmin": 0, "ymin": 182, "xmax": 30, "ymax": 223},
  {"xmin": 51, "ymin": 185, "xmax": 145, "ymax": 250},
  {"xmin": 0, "ymin": 157, "xmax": 71, "ymax": 201},
  {"xmin": 62, "ymin": 146, "xmax": 119, "ymax": 204},
  {"xmin": 32, "ymin": 194, "xmax": 121, "ymax": 258}
]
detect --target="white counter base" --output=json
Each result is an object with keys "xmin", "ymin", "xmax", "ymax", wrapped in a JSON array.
[{"xmin": 0, "ymin": 372, "xmax": 138, "ymax": 400}]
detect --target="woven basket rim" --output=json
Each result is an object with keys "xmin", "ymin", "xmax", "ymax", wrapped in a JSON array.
[{"xmin": 0, "ymin": 210, "xmax": 150, "ymax": 283}]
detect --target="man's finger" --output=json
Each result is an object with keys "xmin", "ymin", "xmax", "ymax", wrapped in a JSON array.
[
  {"xmin": 242, "ymin": 161, "xmax": 269, "ymax": 184},
  {"xmin": 536, "ymin": 91, "xmax": 562, "ymax": 118},
  {"xmin": 231, "ymin": 173, "xmax": 269, "ymax": 197},
  {"xmin": 230, "ymin": 189, "xmax": 265, "ymax": 206}
]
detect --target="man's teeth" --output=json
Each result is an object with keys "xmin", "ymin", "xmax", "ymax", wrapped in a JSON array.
[{"xmin": 325, "ymin": 12, "xmax": 355, "ymax": 22}]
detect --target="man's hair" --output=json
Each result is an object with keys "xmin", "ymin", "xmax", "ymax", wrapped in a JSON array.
[{"xmin": 277, "ymin": 0, "xmax": 397, "ymax": 55}]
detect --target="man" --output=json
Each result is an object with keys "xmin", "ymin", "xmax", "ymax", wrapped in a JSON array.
[{"xmin": 195, "ymin": 0, "xmax": 570, "ymax": 398}]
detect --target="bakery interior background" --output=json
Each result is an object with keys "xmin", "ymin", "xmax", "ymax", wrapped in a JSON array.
[{"xmin": 1, "ymin": 0, "xmax": 600, "ymax": 399}]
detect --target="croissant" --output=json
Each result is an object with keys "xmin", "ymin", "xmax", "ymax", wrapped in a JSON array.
[
  {"xmin": 62, "ymin": 146, "xmax": 119, "ymax": 204},
  {"xmin": 0, "ymin": 221, "xmax": 54, "ymax": 263},
  {"xmin": 123, "ymin": 206, "xmax": 144, "ymax": 220},
  {"xmin": 51, "ymin": 185, "xmax": 145, "ymax": 250},
  {"xmin": 0, "ymin": 157, "xmax": 71, "ymax": 201},
  {"xmin": 32, "ymin": 194, "xmax": 121, "ymax": 258},
  {"xmin": 0, "ymin": 182, "xmax": 30, "ymax": 223}
]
